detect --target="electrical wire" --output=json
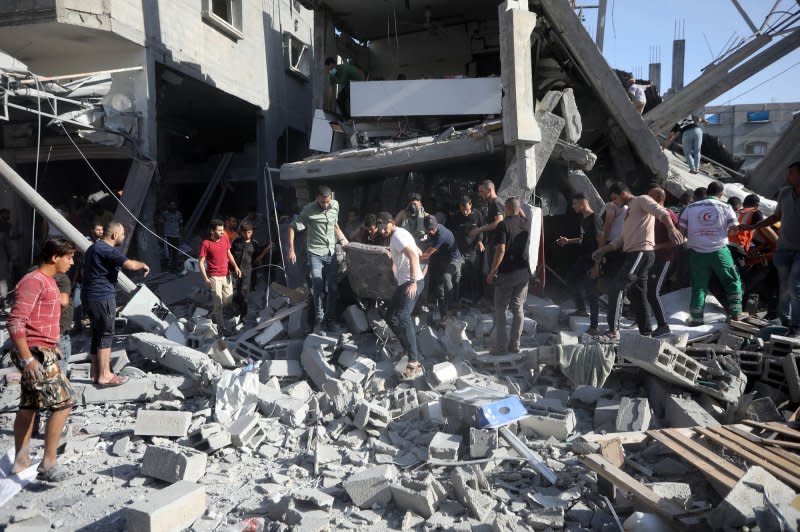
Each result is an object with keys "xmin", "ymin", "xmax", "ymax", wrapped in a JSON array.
[{"xmin": 719, "ymin": 57, "xmax": 800, "ymax": 105}]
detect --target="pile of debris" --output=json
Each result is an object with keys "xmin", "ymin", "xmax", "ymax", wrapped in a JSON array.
[{"xmin": 1, "ymin": 273, "xmax": 799, "ymax": 531}]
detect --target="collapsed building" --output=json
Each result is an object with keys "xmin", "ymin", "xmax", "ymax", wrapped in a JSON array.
[{"xmin": 1, "ymin": 1, "xmax": 800, "ymax": 531}]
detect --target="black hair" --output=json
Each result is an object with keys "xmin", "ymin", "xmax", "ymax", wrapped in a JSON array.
[
  {"xmin": 707, "ymin": 181, "xmax": 725, "ymax": 197},
  {"xmin": 209, "ymin": 218, "xmax": 224, "ymax": 232},
  {"xmin": 693, "ymin": 187, "xmax": 708, "ymax": 201},
  {"xmin": 324, "ymin": 57, "xmax": 336, "ymax": 66},
  {"xmin": 571, "ymin": 192, "xmax": 587, "ymax": 201},
  {"xmin": 239, "ymin": 221, "xmax": 254, "ymax": 232},
  {"xmin": 727, "ymin": 197, "xmax": 742, "ymax": 209},
  {"xmin": 40, "ymin": 237, "xmax": 76, "ymax": 263},
  {"xmin": 789, "ymin": 161, "xmax": 800, "ymax": 171},
  {"xmin": 363, "ymin": 213, "xmax": 377, "ymax": 227},
  {"xmin": 608, "ymin": 181, "xmax": 630, "ymax": 195},
  {"xmin": 743, "ymin": 194, "xmax": 760, "ymax": 208}
]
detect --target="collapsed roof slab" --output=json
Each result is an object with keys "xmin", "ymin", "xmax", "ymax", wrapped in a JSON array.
[
  {"xmin": 531, "ymin": 0, "xmax": 668, "ymax": 178},
  {"xmin": 279, "ymin": 130, "xmax": 504, "ymax": 182},
  {"xmin": 747, "ymin": 115, "xmax": 800, "ymax": 197}
]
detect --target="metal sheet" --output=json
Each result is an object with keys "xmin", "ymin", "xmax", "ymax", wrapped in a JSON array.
[{"xmin": 351, "ymin": 78, "xmax": 502, "ymax": 117}]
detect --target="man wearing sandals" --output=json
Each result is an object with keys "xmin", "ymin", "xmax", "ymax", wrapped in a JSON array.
[
  {"xmin": 594, "ymin": 183, "xmax": 684, "ymax": 340},
  {"xmin": 8, "ymin": 238, "xmax": 77, "ymax": 481},
  {"xmin": 377, "ymin": 212, "xmax": 425, "ymax": 379},
  {"xmin": 82, "ymin": 221, "xmax": 149, "ymax": 386}
]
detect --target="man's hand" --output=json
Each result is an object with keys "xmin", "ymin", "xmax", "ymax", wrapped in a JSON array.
[
  {"xmin": 668, "ymin": 227, "xmax": 685, "ymax": 246},
  {"xmin": 22, "ymin": 358, "xmax": 45, "ymax": 382},
  {"xmin": 235, "ymin": 266, "xmax": 242, "ymax": 278},
  {"xmin": 486, "ymin": 272, "xmax": 496, "ymax": 285},
  {"xmin": 142, "ymin": 264, "xmax": 150, "ymax": 277},
  {"xmin": 204, "ymin": 277, "xmax": 212, "ymax": 288},
  {"xmin": 288, "ymin": 248, "xmax": 297, "ymax": 264},
  {"xmin": 476, "ymin": 241, "xmax": 485, "ymax": 253},
  {"xmin": 590, "ymin": 262, "xmax": 601, "ymax": 279},
  {"xmin": 556, "ymin": 236, "xmax": 569, "ymax": 247},
  {"xmin": 405, "ymin": 281, "xmax": 417, "ymax": 298}
]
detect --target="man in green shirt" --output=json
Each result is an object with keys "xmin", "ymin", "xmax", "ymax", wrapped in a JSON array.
[
  {"xmin": 288, "ymin": 186, "xmax": 348, "ymax": 333},
  {"xmin": 325, "ymin": 57, "xmax": 364, "ymax": 119}
]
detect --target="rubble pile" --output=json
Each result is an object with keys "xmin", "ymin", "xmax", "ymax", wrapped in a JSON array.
[{"xmin": 1, "ymin": 273, "xmax": 799, "ymax": 531}]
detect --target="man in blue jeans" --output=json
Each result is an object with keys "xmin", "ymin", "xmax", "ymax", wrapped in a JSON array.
[
  {"xmin": 742, "ymin": 161, "xmax": 800, "ymax": 337},
  {"xmin": 287, "ymin": 186, "xmax": 348, "ymax": 334},
  {"xmin": 377, "ymin": 212, "xmax": 425, "ymax": 379}
]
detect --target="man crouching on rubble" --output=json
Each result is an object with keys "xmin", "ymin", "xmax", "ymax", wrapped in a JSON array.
[
  {"xmin": 377, "ymin": 212, "xmax": 425, "ymax": 379},
  {"xmin": 8, "ymin": 237, "xmax": 77, "ymax": 482}
]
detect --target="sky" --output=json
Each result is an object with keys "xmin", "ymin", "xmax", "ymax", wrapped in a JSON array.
[{"xmin": 579, "ymin": 0, "xmax": 800, "ymax": 106}]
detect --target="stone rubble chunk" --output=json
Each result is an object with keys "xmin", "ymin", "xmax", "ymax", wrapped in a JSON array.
[
  {"xmin": 708, "ymin": 466, "xmax": 800, "ymax": 530},
  {"xmin": 127, "ymin": 333, "xmax": 222, "ymax": 387},
  {"xmin": 340, "ymin": 357, "xmax": 376, "ymax": 386},
  {"xmin": 258, "ymin": 384, "xmax": 309, "ymax": 426},
  {"xmin": 469, "ymin": 427, "xmax": 498, "ymax": 458},
  {"xmin": 259, "ymin": 359, "xmax": 303, "ymax": 382},
  {"xmin": 390, "ymin": 476, "xmax": 445, "ymax": 519},
  {"xmin": 450, "ymin": 467, "xmax": 494, "ymax": 521},
  {"xmin": 664, "ymin": 395, "xmax": 720, "ymax": 428},
  {"xmin": 141, "ymin": 445, "xmax": 208, "ymax": 483},
  {"xmin": 616, "ymin": 397, "xmax": 652, "ymax": 432},
  {"xmin": 343, "ymin": 305, "xmax": 370, "ymax": 334},
  {"xmin": 300, "ymin": 336, "xmax": 339, "ymax": 389},
  {"xmin": 111, "ymin": 435, "xmax": 131, "ymax": 457},
  {"xmin": 428, "ymin": 432, "xmax": 462, "ymax": 461},
  {"xmin": 134, "ymin": 410, "xmax": 192, "ymax": 438},
  {"xmin": 342, "ymin": 464, "xmax": 397, "ymax": 508},
  {"xmin": 125, "ymin": 481, "xmax": 206, "ymax": 532},
  {"xmin": 187, "ymin": 423, "xmax": 231, "ymax": 453}
]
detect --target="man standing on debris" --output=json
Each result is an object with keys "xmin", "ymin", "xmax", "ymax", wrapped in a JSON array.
[
  {"xmin": 557, "ymin": 193, "xmax": 601, "ymax": 335},
  {"xmin": 158, "ymin": 201, "xmax": 183, "ymax": 271},
  {"xmin": 231, "ymin": 221, "xmax": 270, "ymax": 319},
  {"xmin": 376, "ymin": 212, "xmax": 424, "ymax": 378},
  {"xmin": 450, "ymin": 196, "xmax": 485, "ymax": 303},
  {"xmin": 626, "ymin": 78, "xmax": 652, "ymax": 114},
  {"xmin": 83, "ymin": 221, "xmax": 150, "ymax": 386},
  {"xmin": 200, "ymin": 219, "xmax": 242, "ymax": 335},
  {"xmin": 287, "ymin": 186, "xmax": 348, "ymax": 333},
  {"xmin": 420, "ymin": 215, "xmax": 463, "ymax": 321},
  {"xmin": 487, "ymin": 197, "xmax": 529, "ymax": 355},
  {"xmin": 679, "ymin": 181, "xmax": 746, "ymax": 325},
  {"xmin": 8, "ymin": 238, "xmax": 77, "ymax": 482},
  {"xmin": 646, "ymin": 187, "xmax": 679, "ymax": 337},
  {"xmin": 594, "ymin": 183, "xmax": 684, "ymax": 340},
  {"xmin": 325, "ymin": 57, "xmax": 364, "ymax": 119},
  {"xmin": 470, "ymin": 180, "xmax": 505, "ymax": 305},
  {"xmin": 663, "ymin": 115, "xmax": 709, "ymax": 174},
  {"xmin": 740, "ymin": 162, "xmax": 800, "ymax": 337},
  {"xmin": 54, "ymin": 268, "xmax": 73, "ymax": 375}
]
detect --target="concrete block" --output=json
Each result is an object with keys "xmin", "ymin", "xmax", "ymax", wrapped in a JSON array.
[
  {"xmin": 647, "ymin": 482, "xmax": 692, "ymax": 506},
  {"xmin": 134, "ymin": 410, "xmax": 192, "ymax": 438},
  {"xmin": 783, "ymin": 353, "xmax": 800, "ymax": 403},
  {"xmin": 282, "ymin": 380, "xmax": 313, "ymax": 402},
  {"xmin": 664, "ymin": 395, "xmax": 719, "ymax": 428},
  {"xmin": 112, "ymin": 436, "xmax": 130, "ymax": 457},
  {"xmin": 593, "ymin": 399, "xmax": 620, "ymax": 432},
  {"xmin": 470, "ymin": 352, "xmax": 531, "ymax": 377},
  {"xmin": 735, "ymin": 350, "xmax": 764, "ymax": 377},
  {"xmin": 520, "ymin": 403, "xmax": 577, "ymax": 440},
  {"xmin": 616, "ymin": 397, "xmax": 651, "ymax": 432},
  {"xmin": 428, "ymin": 432, "xmax": 462, "ymax": 460},
  {"xmin": 620, "ymin": 334, "xmax": 704, "ymax": 388},
  {"xmin": 300, "ymin": 339, "xmax": 338, "ymax": 389},
  {"xmin": 258, "ymin": 384, "xmax": 309, "ymax": 426},
  {"xmin": 81, "ymin": 376, "xmax": 159, "ymax": 404},
  {"xmin": 229, "ymin": 414, "xmax": 267, "ymax": 448},
  {"xmin": 206, "ymin": 340, "xmax": 236, "ymax": 369},
  {"xmin": 340, "ymin": 357, "xmax": 376, "ymax": 386},
  {"xmin": 353, "ymin": 401, "xmax": 392, "ymax": 429},
  {"xmin": 429, "ymin": 362, "xmax": 459, "ymax": 389},
  {"xmin": 343, "ymin": 305, "xmax": 370, "ymax": 334},
  {"xmin": 127, "ymin": 333, "xmax": 222, "ymax": 387},
  {"xmin": 708, "ymin": 466, "xmax": 799, "ymax": 530},
  {"xmin": 254, "ymin": 320, "xmax": 286, "ymax": 346},
  {"xmin": 526, "ymin": 302, "xmax": 559, "ymax": 332},
  {"xmin": 322, "ymin": 378, "xmax": 362, "ymax": 417},
  {"xmin": 259, "ymin": 359, "xmax": 303, "ymax": 382},
  {"xmin": 141, "ymin": 445, "xmax": 207, "ymax": 483},
  {"xmin": 450, "ymin": 467, "xmax": 494, "ymax": 521},
  {"xmin": 187, "ymin": 423, "xmax": 231, "ymax": 453},
  {"xmin": 559, "ymin": 88, "xmax": 582, "ymax": 142},
  {"xmin": 745, "ymin": 396, "xmax": 782, "ymax": 422},
  {"xmin": 344, "ymin": 242, "xmax": 397, "ymax": 300},
  {"xmin": 125, "ymin": 481, "xmax": 206, "ymax": 532},
  {"xmin": 287, "ymin": 306, "xmax": 307, "ymax": 339},
  {"xmin": 761, "ymin": 356, "xmax": 786, "ymax": 387},
  {"xmin": 469, "ymin": 428, "xmax": 498, "ymax": 458},
  {"xmin": 342, "ymin": 464, "xmax": 397, "ymax": 508}
]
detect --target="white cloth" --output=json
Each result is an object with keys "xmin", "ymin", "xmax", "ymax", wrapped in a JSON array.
[
  {"xmin": 628, "ymin": 84, "xmax": 647, "ymax": 104},
  {"xmin": 390, "ymin": 227, "xmax": 422, "ymax": 285},
  {"xmin": 0, "ymin": 448, "xmax": 39, "ymax": 509},
  {"xmin": 606, "ymin": 204, "xmax": 628, "ymax": 242},
  {"xmin": 679, "ymin": 198, "xmax": 738, "ymax": 253}
]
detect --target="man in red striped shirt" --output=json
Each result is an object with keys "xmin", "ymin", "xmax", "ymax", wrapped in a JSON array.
[{"xmin": 8, "ymin": 237, "xmax": 77, "ymax": 482}]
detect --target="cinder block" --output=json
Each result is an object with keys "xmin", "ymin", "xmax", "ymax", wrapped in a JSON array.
[
  {"xmin": 141, "ymin": 445, "xmax": 207, "ymax": 483},
  {"xmin": 343, "ymin": 305, "xmax": 370, "ymax": 334},
  {"xmin": 428, "ymin": 432, "xmax": 462, "ymax": 460},
  {"xmin": 664, "ymin": 395, "xmax": 719, "ymax": 428},
  {"xmin": 229, "ymin": 414, "xmax": 267, "ymax": 448},
  {"xmin": 125, "ymin": 481, "xmax": 206, "ymax": 532},
  {"xmin": 353, "ymin": 401, "xmax": 392, "ymax": 429},
  {"xmin": 520, "ymin": 403, "xmax": 577, "ymax": 440},
  {"xmin": 342, "ymin": 464, "xmax": 397, "ymax": 508},
  {"xmin": 187, "ymin": 423, "xmax": 231, "ymax": 453},
  {"xmin": 134, "ymin": 410, "xmax": 192, "ymax": 438},
  {"xmin": 390, "ymin": 477, "xmax": 444, "ymax": 519},
  {"xmin": 469, "ymin": 428, "xmax": 498, "ymax": 458},
  {"xmin": 300, "ymin": 340, "xmax": 338, "ymax": 389},
  {"xmin": 620, "ymin": 334, "xmax": 704, "ymax": 388},
  {"xmin": 735, "ymin": 350, "xmax": 764, "ymax": 376},
  {"xmin": 593, "ymin": 399, "xmax": 620, "ymax": 432},
  {"xmin": 259, "ymin": 359, "xmax": 303, "ymax": 382},
  {"xmin": 783, "ymin": 353, "xmax": 800, "ymax": 403},
  {"xmin": 258, "ymin": 384, "xmax": 309, "ymax": 426},
  {"xmin": 340, "ymin": 357, "xmax": 376, "ymax": 386},
  {"xmin": 761, "ymin": 356, "xmax": 786, "ymax": 387},
  {"xmin": 254, "ymin": 321, "xmax": 286, "ymax": 346},
  {"xmin": 616, "ymin": 397, "xmax": 651, "ymax": 432}
]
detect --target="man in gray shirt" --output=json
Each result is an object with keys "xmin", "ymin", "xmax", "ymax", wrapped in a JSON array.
[{"xmin": 742, "ymin": 161, "xmax": 800, "ymax": 337}]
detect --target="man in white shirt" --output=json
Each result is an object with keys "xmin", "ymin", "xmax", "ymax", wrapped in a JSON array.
[
  {"xmin": 377, "ymin": 212, "xmax": 424, "ymax": 379},
  {"xmin": 626, "ymin": 78, "xmax": 651, "ymax": 114},
  {"xmin": 679, "ymin": 180, "xmax": 745, "ymax": 325}
]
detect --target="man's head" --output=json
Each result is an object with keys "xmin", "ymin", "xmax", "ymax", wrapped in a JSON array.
[
  {"xmin": 346, "ymin": 209, "xmax": 359, "ymax": 224},
  {"xmin": 693, "ymin": 187, "xmax": 708, "ymax": 201},
  {"xmin": 743, "ymin": 194, "xmax": 760, "ymax": 209},
  {"xmin": 363, "ymin": 213, "xmax": 378, "ymax": 238},
  {"xmin": 376, "ymin": 211, "xmax": 395, "ymax": 239},
  {"xmin": 787, "ymin": 161, "xmax": 800, "ymax": 187},
  {"xmin": 627, "ymin": 78, "xmax": 636, "ymax": 86},
  {"xmin": 167, "ymin": 201, "xmax": 178, "ymax": 211},
  {"xmin": 209, "ymin": 218, "xmax": 225, "ymax": 241},
  {"xmin": 407, "ymin": 192, "xmax": 422, "ymax": 209},
  {"xmin": 679, "ymin": 192, "xmax": 692, "ymax": 207},
  {"xmin": 103, "ymin": 220, "xmax": 126, "ymax": 246},
  {"xmin": 727, "ymin": 197, "xmax": 742, "ymax": 211},
  {"xmin": 707, "ymin": 181, "xmax": 724, "ymax": 198},
  {"xmin": 504, "ymin": 197, "xmax": 522, "ymax": 217},
  {"xmin": 40, "ymin": 237, "xmax": 76, "ymax": 273},
  {"xmin": 647, "ymin": 186, "xmax": 666, "ymax": 206},
  {"xmin": 424, "ymin": 215, "xmax": 439, "ymax": 237},
  {"xmin": 225, "ymin": 215, "xmax": 238, "ymax": 230},
  {"xmin": 459, "ymin": 195, "xmax": 473, "ymax": 215},
  {"xmin": 239, "ymin": 221, "xmax": 254, "ymax": 241},
  {"xmin": 324, "ymin": 57, "xmax": 336, "ymax": 73},
  {"xmin": 570, "ymin": 192, "xmax": 590, "ymax": 214},
  {"xmin": 91, "ymin": 223, "xmax": 104, "ymax": 241},
  {"xmin": 608, "ymin": 182, "xmax": 631, "ymax": 207},
  {"xmin": 477, "ymin": 180, "xmax": 496, "ymax": 200},
  {"xmin": 316, "ymin": 186, "xmax": 333, "ymax": 210}
]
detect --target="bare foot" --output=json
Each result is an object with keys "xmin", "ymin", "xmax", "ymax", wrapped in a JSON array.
[{"xmin": 11, "ymin": 448, "xmax": 32, "ymax": 474}]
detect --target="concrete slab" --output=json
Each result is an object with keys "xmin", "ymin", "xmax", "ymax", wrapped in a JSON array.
[{"xmin": 125, "ymin": 481, "xmax": 206, "ymax": 532}]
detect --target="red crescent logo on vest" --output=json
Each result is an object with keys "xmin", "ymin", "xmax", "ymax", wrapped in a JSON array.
[{"xmin": 702, "ymin": 212, "xmax": 713, "ymax": 222}]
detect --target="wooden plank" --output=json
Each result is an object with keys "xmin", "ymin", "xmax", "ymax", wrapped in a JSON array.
[
  {"xmin": 725, "ymin": 426, "xmax": 800, "ymax": 457},
  {"xmin": 648, "ymin": 431, "xmax": 738, "ymax": 491},
  {"xmin": 712, "ymin": 427, "xmax": 800, "ymax": 472},
  {"xmin": 579, "ymin": 454, "xmax": 683, "ymax": 523},
  {"xmin": 581, "ymin": 431, "xmax": 650, "ymax": 446},
  {"xmin": 662, "ymin": 429, "xmax": 747, "ymax": 478},
  {"xmin": 695, "ymin": 427, "xmax": 800, "ymax": 490},
  {"xmin": 742, "ymin": 420, "xmax": 800, "ymax": 441}
]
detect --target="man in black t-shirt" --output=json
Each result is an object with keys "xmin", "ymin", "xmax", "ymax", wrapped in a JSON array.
[
  {"xmin": 487, "ymin": 197, "xmax": 529, "ymax": 355},
  {"xmin": 420, "ymin": 215, "xmax": 463, "ymax": 320},
  {"xmin": 556, "ymin": 193, "xmax": 601, "ymax": 335},
  {"xmin": 450, "ymin": 196, "xmax": 485, "ymax": 302},
  {"xmin": 470, "ymin": 180, "xmax": 505, "ymax": 306},
  {"xmin": 231, "ymin": 222, "xmax": 269, "ymax": 318},
  {"xmin": 54, "ymin": 272, "xmax": 73, "ymax": 375}
]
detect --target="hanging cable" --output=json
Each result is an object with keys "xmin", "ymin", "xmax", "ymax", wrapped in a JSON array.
[
  {"xmin": 28, "ymin": 73, "xmax": 43, "ymax": 263},
  {"xmin": 720, "ymin": 57, "xmax": 800, "ymax": 105}
]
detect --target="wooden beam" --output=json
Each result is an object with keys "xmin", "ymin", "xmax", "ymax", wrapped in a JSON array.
[
  {"xmin": 710, "ymin": 427, "xmax": 800, "ymax": 472},
  {"xmin": 724, "ymin": 426, "xmax": 800, "ymax": 457},
  {"xmin": 742, "ymin": 420, "xmax": 800, "ymax": 441},
  {"xmin": 648, "ymin": 430, "xmax": 739, "ymax": 492}
]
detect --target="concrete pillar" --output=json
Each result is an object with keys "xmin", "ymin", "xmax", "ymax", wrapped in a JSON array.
[
  {"xmin": 748, "ymin": 116, "xmax": 800, "ymax": 196},
  {"xmin": 671, "ymin": 39, "xmax": 685, "ymax": 92},
  {"xmin": 648, "ymin": 62, "xmax": 661, "ymax": 92},
  {"xmin": 499, "ymin": 0, "xmax": 540, "ymax": 199}
]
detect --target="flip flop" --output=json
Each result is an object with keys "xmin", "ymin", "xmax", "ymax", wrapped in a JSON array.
[
  {"xmin": 37, "ymin": 464, "xmax": 71, "ymax": 482},
  {"xmin": 95, "ymin": 374, "xmax": 129, "ymax": 388}
]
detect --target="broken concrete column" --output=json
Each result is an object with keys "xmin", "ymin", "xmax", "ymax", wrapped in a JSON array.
[
  {"xmin": 141, "ymin": 445, "xmax": 208, "ymax": 483},
  {"xmin": 342, "ymin": 464, "xmax": 397, "ymax": 509},
  {"xmin": 559, "ymin": 88, "xmax": 582, "ymax": 143},
  {"xmin": 206, "ymin": 340, "xmax": 236, "ymax": 369},
  {"xmin": 127, "ymin": 333, "xmax": 222, "ymax": 388},
  {"xmin": 125, "ymin": 481, "xmax": 206, "ymax": 532},
  {"xmin": 134, "ymin": 410, "xmax": 192, "ymax": 438},
  {"xmin": 300, "ymin": 334, "xmax": 339, "ymax": 389}
]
